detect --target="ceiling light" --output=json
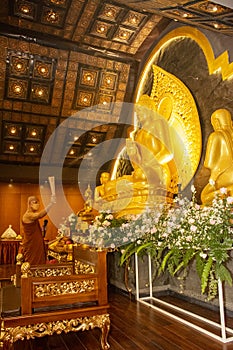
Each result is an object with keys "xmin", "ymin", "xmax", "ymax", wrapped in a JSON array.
[
  {"xmin": 31, "ymin": 129, "xmax": 37, "ymax": 137},
  {"xmin": 10, "ymin": 127, "xmax": 17, "ymax": 134}
]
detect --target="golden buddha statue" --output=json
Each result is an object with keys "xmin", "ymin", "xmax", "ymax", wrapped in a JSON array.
[
  {"xmin": 201, "ymin": 109, "xmax": 233, "ymax": 205},
  {"xmin": 97, "ymin": 95, "xmax": 178, "ymax": 217},
  {"xmin": 94, "ymin": 65, "xmax": 202, "ymax": 217},
  {"xmin": 94, "ymin": 172, "xmax": 110, "ymax": 210},
  {"xmin": 77, "ymin": 184, "xmax": 95, "ymax": 223}
]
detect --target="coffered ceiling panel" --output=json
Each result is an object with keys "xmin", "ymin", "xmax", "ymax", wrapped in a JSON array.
[{"xmin": 0, "ymin": 0, "xmax": 233, "ymax": 182}]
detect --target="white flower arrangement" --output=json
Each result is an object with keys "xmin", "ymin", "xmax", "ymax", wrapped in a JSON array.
[
  {"xmin": 60, "ymin": 186, "xmax": 233, "ymax": 300},
  {"xmin": 121, "ymin": 186, "xmax": 233, "ymax": 300}
]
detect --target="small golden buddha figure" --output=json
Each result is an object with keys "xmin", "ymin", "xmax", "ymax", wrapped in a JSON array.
[
  {"xmin": 201, "ymin": 109, "xmax": 233, "ymax": 205},
  {"xmin": 94, "ymin": 172, "xmax": 110, "ymax": 209},
  {"xmin": 78, "ymin": 184, "xmax": 95, "ymax": 223}
]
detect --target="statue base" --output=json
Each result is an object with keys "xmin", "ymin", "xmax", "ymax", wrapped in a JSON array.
[{"xmin": 100, "ymin": 186, "xmax": 174, "ymax": 218}]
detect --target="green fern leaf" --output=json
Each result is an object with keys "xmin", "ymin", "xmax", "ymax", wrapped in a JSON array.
[
  {"xmin": 216, "ymin": 264, "xmax": 232, "ymax": 286},
  {"xmin": 201, "ymin": 256, "xmax": 213, "ymax": 294},
  {"xmin": 196, "ymin": 254, "xmax": 205, "ymax": 279}
]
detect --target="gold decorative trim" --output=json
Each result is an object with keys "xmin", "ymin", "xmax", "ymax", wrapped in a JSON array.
[
  {"xmin": 135, "ymin": 26, "xmax": 233, "ymax": 102},
  {"xmin": 75, "ymin": 259, "xmax": 95, "ymax": 274},
  {"xmin": 1, "ymin": 314, "xmax": 110, "ymax": 346},
  {"xmin": 132, "ymin": 64, "xmax": 202, "ymax": 189},
  {"xmin": 149, "ymin": 64, "xmax": 202, "ymax": 188},
  {"xmin": 32, "ymin": 266, "xmax": 73, "ymax": 277},
  {"xmin": 34, "ymin": 279, "xmax": 95, "ymax": 297}
]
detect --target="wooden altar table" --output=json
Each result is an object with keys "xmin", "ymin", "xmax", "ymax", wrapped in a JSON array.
[{"xmin": 0, "ymin": 239, "xmax": 21, "ymax": 265}]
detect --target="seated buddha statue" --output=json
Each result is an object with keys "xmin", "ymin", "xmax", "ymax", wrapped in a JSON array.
[
  {"xmin": 96, "ymin": 95, "xmax": 178, "ymax": 217},
  {"xmin": 77, "ymin": 184, "xmax": 95, "ymax": 223},
  {"xmin": 201, "ymin": 108, "xmax": 233, "ymax": 205},
  {"xmin": 94, "ymin": 172, "xmax": 110, "ymax": 210},
  {"xmin": 126, "ymin": 95, "xmax": 178, "ymax": 194}
]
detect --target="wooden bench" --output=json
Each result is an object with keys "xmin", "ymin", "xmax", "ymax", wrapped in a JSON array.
[{"xmin": 0, "ymin": 244, "xmax": 110, "ymax": 349}]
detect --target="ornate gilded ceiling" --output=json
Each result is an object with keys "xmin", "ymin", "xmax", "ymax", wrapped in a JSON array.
[{"xmin": 0, "ymin": 0, "xmax": 233, "ymax": 182}]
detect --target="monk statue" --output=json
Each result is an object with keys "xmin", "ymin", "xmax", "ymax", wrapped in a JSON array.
[{"xmin": 201, "ymin": 108, "xmax": 233, "ymax": 205}]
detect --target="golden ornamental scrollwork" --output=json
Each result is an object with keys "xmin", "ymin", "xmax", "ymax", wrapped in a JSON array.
[
  {"xmin": 148, "ymin": 64, "xmax": 202, "ymax": 189},
  {"xmin": 47, "ymin": 249, "xmax": 68, "ymax": 262},
  {"xmin": 21, "ymin": 262, "xmax": 32, "ymax": 278},
  {"xmin": 1, "ymin": 314, "xmax": 110, "ymax": 347},
  {"xmin": 32, "ymin": 266, "xmax": 73, "ymax": 277},
  {"xmin": 75, "ymin": 260, "xmax": 95, "ymax": 274},
  {"xmin": 34, "ymin": 279, "xmax": 95, "ymax": 298}
]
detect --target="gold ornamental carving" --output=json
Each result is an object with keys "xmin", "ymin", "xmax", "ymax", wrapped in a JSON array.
[
  {"xmin": 148, "ymin": 64, "xmax": 202, "ymax": 189},
  {"xmin": 75, "ymin": 260, "xmax": 95, "ymax": 274},
  {"xmin": 34, "ymin": 279, "xmax": 95, "ymax": 297},
  {"xmin": 21, "ymin": 262, "xmax": 31, "ymax": 277},
  {"xmin": 1, "ymin": 314, "xmax": 110, "ymax": 349},
  {"xmin": 134, "ymin": 26, "xmax": 233, "ymax": 190},
  {"xmin": 32, "ymin": 266, "xmax": 73, "ymax": 277}
]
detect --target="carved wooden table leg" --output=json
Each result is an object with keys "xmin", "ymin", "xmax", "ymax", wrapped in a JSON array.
[{"xmin": 100, "ymin": 314, "xmax": 110, "ymax": 350}]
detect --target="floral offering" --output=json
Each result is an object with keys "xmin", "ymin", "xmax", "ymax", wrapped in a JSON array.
[{"xmin": 59, "ymin": 186, "xmax": 233, "ymax": 300}]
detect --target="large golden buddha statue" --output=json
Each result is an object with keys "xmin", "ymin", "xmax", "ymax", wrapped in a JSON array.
[
  {"xmin": 98, "ymin": 95, "xmax": 178, "ymax": 217},
  {"xmin": 94, "ymin": 65, "xmax": 202, "ymax": 217},
  {"xmin": 201, "ymin": 108, "xmax": 233, "ymax": 205}
]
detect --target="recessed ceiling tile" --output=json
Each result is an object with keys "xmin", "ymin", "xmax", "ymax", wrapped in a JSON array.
[
  {"xmin": 23, "ymin": 142, "xmax": 42, "ymax": 155},
  {"xmin": 13, "ymin": 0, "xmax": 37, "ymax": 20},
  {"xmin": 3, "ymin": 122, "xmax": 22, "ymax": 139},
  {"xmin": 33, "ymin": 60, "xmax": 53, "ymax": 80},
  {"xmin": 66, "ymin": 145, "xmax": 81, "ymax": 158},
  {"xmin": 75, "ymin": 90, "xmax": 95, "ymax": 108},
  {"xmin": 112, "ymin": 26, "xmax": 135, "ymax": 43},
  {"xmin": 79, "ymin": 68, "xmax": 99, "ymax": 88},
  {"xmin": 188, "ymin": 1, "xmax": 231, "ymax": 15},
  {"xmin": 25, "ymin": 125, "xmax": 45, "ymax": 141},
  {"xmin": 90, "ymin": 20, "xmax": 114, "ymax": 38},
  {"xmin": 9, "ymin": 56, "xmax": 30, "ymax": 77},
  {"xmin": 122, "ymin": 10, "xmax": 146, "ymax": 28},
  {"xmin": 96, "ymin": 93, "xmax": 114, "ymax": 111},
  {"xmin": 98, "ymin": 3, "xmax": 122, "ymax": 22},
  {"xmin": 30, "ymin": 83, "xmax": 51, "ymax": 103},
  {"xmin": 100, "ymin": 71, "xmax": 118, "ymax": 91},
  {"xmin": 86, "ymin": 131, "xmax": 106, "ymax": 145},
  {"xmin": 41, "ymin": 6, "xmax": 66, "ymax": 27},
  {"xmin": 3, "ymin": 140, "xmax": 21, "ymax": 154},
  {"xmin": 7, "ymin": 78, "xmax": 28, "ymax": 99}
]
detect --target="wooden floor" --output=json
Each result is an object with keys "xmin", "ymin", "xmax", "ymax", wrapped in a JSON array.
[{"xmin": 1, "ymin": 265, "xmax": 233, "ymax": 350}]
